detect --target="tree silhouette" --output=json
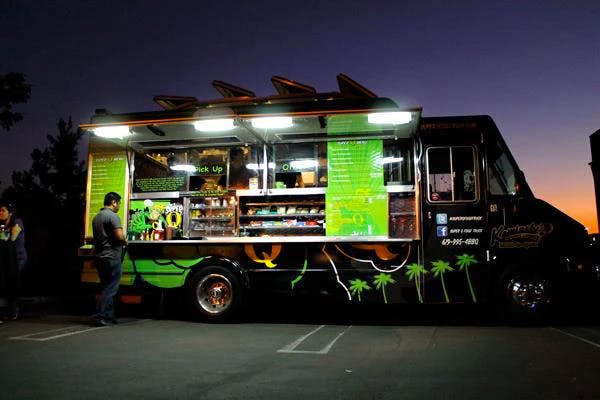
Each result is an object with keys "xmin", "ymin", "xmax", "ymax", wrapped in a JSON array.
[
  {"xmin": 430, "ymin": 260, "xmax": 454, "ymax": 303},
  {"xmin": 2, "ymin": 117, "xmax": 86, "ymax": 294},
  {"xmin": 348, "ymin": 278, "xmax": 371, "ymax": 302},
  {"xmin": 405, "ymin": 263, "xmax": 428, "ymax": 303},
  {"xmin": 0, "ymin": 72, "xmax": 32, "ymax": 131},
  {"xmin": 456, "ymin": 254, "xmax": 479, "ymax": 303},
  {"xmin": 372, "ymin": 272, "xmax": 396, "ymax": 304}
]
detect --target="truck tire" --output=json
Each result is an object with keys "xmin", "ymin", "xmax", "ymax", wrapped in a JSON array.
[
  {"xmin": 187, "ymin": 265, "xmax": 243, "ymax": 322},
  {"xmin": 497, "ymin": 265, "xmax": 553, "ymax": 324}
]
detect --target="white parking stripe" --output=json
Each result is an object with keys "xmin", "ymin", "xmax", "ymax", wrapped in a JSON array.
[
  {"xmin": 278, "ymin": 325, "xmax": 352, "ymax": 354},
  {"xmin": 9, "ymin": 319, "xmax": 151, "ymax": 341},
  {"xmin": 10, "ymin": 325, "xmax": 106, "ymax": 341},
  {"xmin": 551, "ymin": 327, "xmax": 600, "ymax": 349}
]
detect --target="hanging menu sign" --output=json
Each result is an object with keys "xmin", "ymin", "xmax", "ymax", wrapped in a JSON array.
[
  {"xmin": 86, "ymin": 152, "xmax": 128, "ymax": 237},
  {"xmin": 326, "ymin": 115, "xmax": 388, "ymax": 236}
]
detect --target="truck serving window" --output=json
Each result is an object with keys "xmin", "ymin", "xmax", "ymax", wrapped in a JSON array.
[
  {"xmin": 426, "ymin": 146, "xmax": 477, "ymax": 202},
  {"xmin": 487, "ymin": 139, "xmax": 517, "ymax": 195},
  {"xmin": 132, "ymin": 146, "xmax": 263, "ymax": 192},
  {"xmin": 270, "ymin": 143, "xmax": 327, "ymax": 188}
]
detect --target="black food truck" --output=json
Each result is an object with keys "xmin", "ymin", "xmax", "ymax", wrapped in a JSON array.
[{"xmin": 79, "ymin": 74, "xmax": 599, "ymax": 321}]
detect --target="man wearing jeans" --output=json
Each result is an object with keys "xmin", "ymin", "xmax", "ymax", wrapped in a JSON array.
[{"xmin": 91, "ymin": 192, "xmax": 127, "ymax": 326}]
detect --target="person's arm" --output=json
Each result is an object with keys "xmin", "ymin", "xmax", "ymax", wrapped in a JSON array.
[
  {"xmin": 10, "ymin": 223, "xmax": 22, "ymax": 241},
  {"xmin": 113, "ymin": 227, "xmax": 127, "ymax": 245}
]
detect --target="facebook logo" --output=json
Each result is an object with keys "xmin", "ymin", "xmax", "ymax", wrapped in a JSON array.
[
  {"xmin": 436, "ymin": 226, "xmax": 448, "ymax": 237},
  {"xmin": 436, "ymin": 213, "xmax": 448, "ymax": 225}
]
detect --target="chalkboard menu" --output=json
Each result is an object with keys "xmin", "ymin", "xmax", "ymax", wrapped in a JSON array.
[
  {"xmin": 85, "ymin": 152, "xmax": 128, "ymax": 237},
  {"xmin": 326, "ymin": 115, "xmax": 388, "ymax": 236}
]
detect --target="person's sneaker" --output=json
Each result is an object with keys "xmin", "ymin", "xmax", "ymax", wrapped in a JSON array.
[{"xmin": 92, "ymin": 318, "xmax": 115, "ymax": 327}]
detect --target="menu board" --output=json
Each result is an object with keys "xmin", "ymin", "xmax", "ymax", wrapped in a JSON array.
[
  {"xmin": 85, "ymin": 152, "xmax": 128, "ymax": 237},
  {"xmin": 133, "ymin": 176, "xmax": 186, "ymax": 193},
  {"xmin": 326, "ymin": 137, "xmax": 388, "ymax": 236}
]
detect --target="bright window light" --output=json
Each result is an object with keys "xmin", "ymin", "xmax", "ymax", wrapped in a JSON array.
[
  {"xmin": 290, "ymin": 160, "xmax": 318, "ymax": 170},
  {"xmin": 194, "ymin": 118, "xmax": 235, "ymax": 132},
  {"xmin": 247, "ymin": 162, "xmax": 275, "ymax": 170},
  {"xmin": 368, "ymin": 112, "xmax": 412, "ymax": 125},
  {"xmin": 251, "ymin": 116, "xmax": 293, "ymax": 129},
  {"xmin": 93, "ymin": 126, "xmax": 132, "ymax": 139},
  {"xmin": 170, "ymin": 164, "xmax": 197, "ymax": 173},
  {"xmin": 382, "ymin": 157, "xmax": 404, "ymax": 164}
]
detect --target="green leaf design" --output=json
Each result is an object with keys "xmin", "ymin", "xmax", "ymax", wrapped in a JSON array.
[
  {"xmin": 456, "ymin": 254, "xmax": 479, "ymax": 303},
  {"xmin": 372, "ymin": 273, "xmax": 396, "ymax": 304},
  {"xmin": 348, "ymin": 278, "xmax": 372, "ymax": 302},
  {"xmin": 405, "ymin": 263, "xmax": 428, "ymax": 303},
  {"xmin": 430, "ymin": 260, "xmax": 454, "ymax": 303}
]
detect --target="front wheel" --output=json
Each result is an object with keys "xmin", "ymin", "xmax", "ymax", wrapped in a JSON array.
[
  {"xmin": 498, "ymin": 266, "xmax": 553, "ymax": 323},
  {"xmin": 187, "ymin": 266, "xmax": 243, "ymax": 322}
]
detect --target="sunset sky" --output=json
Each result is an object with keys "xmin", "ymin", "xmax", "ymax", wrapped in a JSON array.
[{"xmin": 2, "ymin": 1, "xmax": 599, "ymax": 231}]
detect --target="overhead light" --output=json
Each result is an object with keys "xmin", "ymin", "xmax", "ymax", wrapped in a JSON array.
[
  {"xmin": 194, "ymin": 118, "xmax": 235, "ymax": 132},
  {"xmin": 93, "ymin": 126, "xmax": 132, "ymax": 139},
  {"xmin": 368, "ymin": 112, "xmax": 412, "ymax": 125},
  {"xmin": 290, "ymin": 160, "xmax": 318, "ymax": 170},
  {"xmin": 170, "ymin": 164, "xmax": 197, "ymax": 173},
  {"xmin": 382, "ymin": 157, "xmax": 404, "ymax": 164},
  {"xmin": 247, "ymin": 162, "xmax": 275, "ymax": 170},
  {"xmin": 251, "ymin": 116, "xmax": 293, "ymax": 129}
]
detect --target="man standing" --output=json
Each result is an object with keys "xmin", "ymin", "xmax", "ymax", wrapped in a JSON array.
[{"xmin": 91, "ymin": 192, "xmax": 127, "ymax": 326}]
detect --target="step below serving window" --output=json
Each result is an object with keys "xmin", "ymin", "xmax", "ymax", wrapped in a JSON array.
[{"xmin": 132, "ymin": 146, "xmax": 264, "ymax": 192}]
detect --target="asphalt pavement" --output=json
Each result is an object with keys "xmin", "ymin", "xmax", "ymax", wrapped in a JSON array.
[{"xmin": 1, "ymin": 302, "xmax": 599, "ymax": 400}]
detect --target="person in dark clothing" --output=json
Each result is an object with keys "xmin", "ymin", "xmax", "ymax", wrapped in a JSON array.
[
  {"xmin": 0, "ymin": 201, "xmax": 26, "ymax": 321},
  {"xmin": 218, "ymin": 147, "xmax": 257, "ymax": 189},
  {"xmin": 91, "ymin": 192, "xmax": 127, "ymax": 326}
]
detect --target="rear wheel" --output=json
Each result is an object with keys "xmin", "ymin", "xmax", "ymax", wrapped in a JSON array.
[{"xmin": 187, "ymin": 266, "xmax": 243, "ymax": 322}]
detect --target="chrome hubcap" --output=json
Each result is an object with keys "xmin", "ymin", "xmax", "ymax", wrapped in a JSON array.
[
  {"xmin": 197, "ymin": 274, "xmax": 233, "ymax": 314},
  {"xmin": 508, "ymin": 277, "xmax": 550, "ymax": 310}
]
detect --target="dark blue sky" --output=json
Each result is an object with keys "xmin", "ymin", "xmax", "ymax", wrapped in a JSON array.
[{"xmin": 2, "ymin": 0, "xmax": 599, "ymax": 229}]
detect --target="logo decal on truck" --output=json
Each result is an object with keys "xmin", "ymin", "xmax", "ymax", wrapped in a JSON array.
[{"xmin": 490, "ymin": 223, "xmax": 554, "ymax": 248}]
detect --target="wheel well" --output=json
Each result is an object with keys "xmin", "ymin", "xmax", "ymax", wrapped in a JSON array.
[{"xmin": 184, "ymin": 256, "xmax": 250, "ymax": 290}]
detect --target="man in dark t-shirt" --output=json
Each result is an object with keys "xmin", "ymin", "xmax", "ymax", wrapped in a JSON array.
[{"xmin": 91, "ymin": 192, "xmax": 127, "ymax": 326}]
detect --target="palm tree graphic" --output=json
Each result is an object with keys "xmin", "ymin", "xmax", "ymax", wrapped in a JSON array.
[
  {"xmin": 456, "ymin": 254, "xmax": 479, "ymax": 303},
  {"xmin": 430, "ymin": 260, "xmax": 454, "ymax": 303},
  {"xmin": 372, "ymin": 273, "xmax": 396, "ymax": 304},
  {"xmin": 348, "ymin": 278, "xmax": 371, "ymax": 302},
  {"xmin": 405, "ymin": 263, "xmax": 428, "ymax": 303}
]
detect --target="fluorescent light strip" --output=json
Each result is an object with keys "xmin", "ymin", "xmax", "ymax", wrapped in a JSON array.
[
  {"xmin": 290, "ymin": 160, "xmax": 318, "ymax": 170},
  {"xmin": 251, "ymin": 116, "xmax": 293, "ymax": 129},
  {"xmin": 368, "ymin": 112, "xmax": 412, "ymax": 125},
  {"xmin": 194, "ymin": 118, "xmax": 235, "ymax": 132},
  {"xmin": 382, "ymin": 157, "xmax": 404, "ymax": 164},
  {"xmin": 93, "ymin": 126, "xmax": 132, "ymax": 139},
  {"xmin": 170, "ymin": 164, "xmax": 197, "ymax": 172}
]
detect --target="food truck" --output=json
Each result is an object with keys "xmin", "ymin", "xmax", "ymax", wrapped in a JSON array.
[{"xmin": 79, "ymin": 74, "xmax": 598, "ymax": 321}]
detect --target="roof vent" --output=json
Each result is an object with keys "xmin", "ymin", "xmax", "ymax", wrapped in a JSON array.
[
  {"xmin": 212, "ymin": 80, "xmax": 256, "ymax": 98},
  {"xmin": 336, "ymin": 73, "xmax": 376, "ymax": 98},
  {"xmin": 153, "ymin": 95, "xmax": 198, "ymax": 110},
  {"xmin": 271, "ymin": 76, "xmax": 316, "ymax": 95}
]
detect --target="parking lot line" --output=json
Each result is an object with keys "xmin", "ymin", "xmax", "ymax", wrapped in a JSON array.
[
  {"xmin": 551, "ymin": 327, "xmax": 600, "ymax": 349},
  {"xmin": 9, "ymin": 325, "xmax": 107, "ymax": 341},
  {"xmin": 8, "ymin": 319, "xmax": 151, "ymax": 341},
  {"xmin": 278, "ymin": 325, "xmax": 352, "ymax": 354}
]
